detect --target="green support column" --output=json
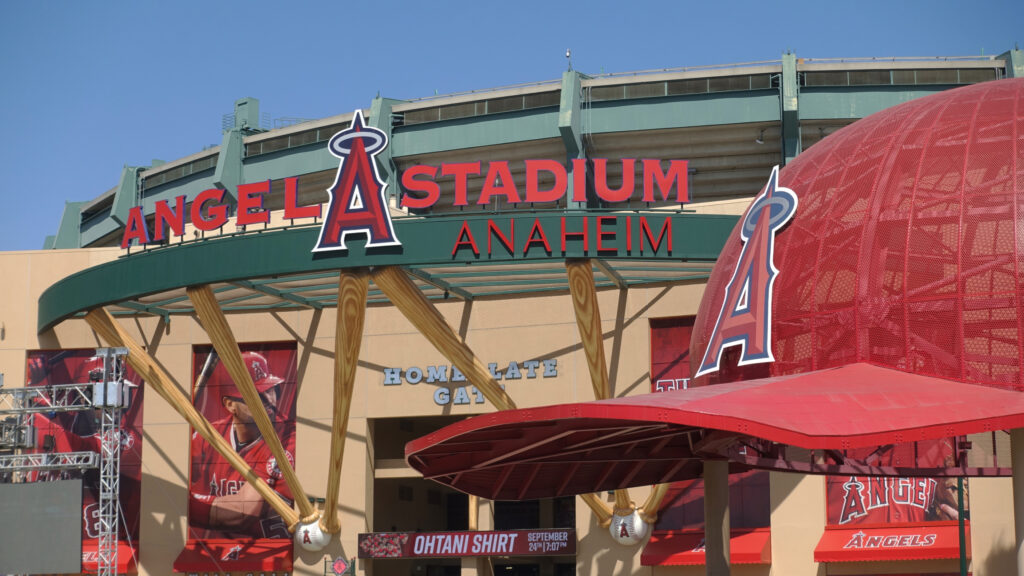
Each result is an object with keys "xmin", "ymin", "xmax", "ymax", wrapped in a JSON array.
[
  {"xmin": 110, "ymin": 166, "xmax": 142, "ymax": 225},
  {"xmin": 214, "ymin": 98, "xmax": 258, "ymax": 200},
  {"xmin": 51, "ymin": 201, "xmax": 87, "ymax": 249},
  {"xmin": 213, "ymin": 129, "xmax": 243, "ymax": 200},
  {"xmin": 1000, "ymin": 48, "xmax": 1024, "ymax": 78},
  {"xmin": 559, "ymin": 70, "xmax": 588, "ymax": 209},
  {"xmin": 781, "ymin": 53, "xmax": 801, "ymax": 165},
  {"xmin": 369, "ymin": 97, "xmax": 405, "ymax": 207}
]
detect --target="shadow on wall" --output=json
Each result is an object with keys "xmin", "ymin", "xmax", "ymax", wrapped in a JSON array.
[
  {"xmin": 980, "ymin": 537, "xmax": 1015, "ymax": 576},
  {"xmin": 140, "ymin": 472, "xmax": 188, "ymax": 569},
  {"xmin": 576, "ymin": 513, "xmax": 639, "ymax": 576}
]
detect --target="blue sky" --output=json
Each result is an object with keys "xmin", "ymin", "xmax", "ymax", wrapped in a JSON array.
[{"xmin": 0, "ymin": 0, "xmax": 1020, "ymax": 251}]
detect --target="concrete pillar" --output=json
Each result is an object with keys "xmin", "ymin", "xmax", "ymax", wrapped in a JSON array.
[
  {"xmin": 559, "ymin": 70, "xmax": 591, "ymax": 209},
  {"xmin": 999, "ymin": 48, "xmax": 1024, "ymax": 78},
  {"xmin": 368, "ymin": 97, "xmax": 404, "ymax": 207},
  {"xmin": 463, "ymin": 498, "xmax": 494, "ymax": 576},
  {"xmin": 704, "ymin": 460, "xmax": 731, "ymax": 576},
  {"xmin": 1012, "ymin": 428, "xmax": 1024, "ymax": 576},
  {"xmin": 780, "ymin": 52, "xmax": 801, "ymax": 166}
]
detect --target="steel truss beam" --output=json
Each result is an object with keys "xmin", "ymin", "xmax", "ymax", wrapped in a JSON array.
[
  {"xmin": 0, "ymin": 383, "xmax": 96, "ymax": 415},
  {"xmin": 0, "ymin": 451, "xmax": 98, "ymax": 472}
]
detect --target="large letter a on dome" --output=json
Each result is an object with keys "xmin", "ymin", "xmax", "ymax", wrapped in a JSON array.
[
  {"xmin": 313, "ymin": 111, "xmax": 400, "ymax": 252},
  {"xmin": 695, "ymin": 166, "xmax": 797, "ymax": 378}
]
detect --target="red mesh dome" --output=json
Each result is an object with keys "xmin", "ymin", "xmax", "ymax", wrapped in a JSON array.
[{"xmin": 693, "ymin": 78, "xmax": 1024, "ymax": 390}]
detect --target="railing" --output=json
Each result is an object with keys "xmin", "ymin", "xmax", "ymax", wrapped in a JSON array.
[{"xmin": 800, "ymin": 54, "xmax": 1000, "ymax": 64}]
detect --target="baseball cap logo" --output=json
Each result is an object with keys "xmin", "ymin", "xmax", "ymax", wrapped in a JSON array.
[
  {"xmin": 695, "ymin": 166, "xmax": 797, "ymax": 379},
  {"xmin": 251, "ymin": 359, "xmax": 267, "ymax": 382}
]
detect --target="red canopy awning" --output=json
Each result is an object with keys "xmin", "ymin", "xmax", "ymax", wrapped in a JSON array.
[
  {"xmin": 642, "ymin": 528, "xmax": 771, "ymax": 566},
  {"xmin": 406, "ymin": 363, "xmax": 1024, "ymax": 500},
  {"xmin": 814, "ymin": 522, "xmax": 969, "ymax": 563},
  {"xmin": 173, "ymin": 539, "xmax": 292, "ymax": 573},
  {"xmin": 81, "ymin": 541, "xmax": 138, "ymax": 574}
]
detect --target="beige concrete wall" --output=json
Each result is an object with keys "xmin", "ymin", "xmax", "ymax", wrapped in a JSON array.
[
  {"xmin": 769, "ymin": 472, "xmax": 825, "ymax": 576},
  {"xmin": 968, "ymin": 477, "xmax": 1016, "ymax": 575}
]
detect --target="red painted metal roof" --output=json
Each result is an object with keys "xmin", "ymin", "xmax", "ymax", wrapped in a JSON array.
[
  {"xmin": 694, "ymin": 77, "xmax": 1024, "ymax": 391},
  {"xmin": 405, "ymin": 363, "xmax": 1024, "ymax": 500}
]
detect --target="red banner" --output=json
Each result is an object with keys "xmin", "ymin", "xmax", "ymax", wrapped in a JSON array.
[
  {"xmin": 188, "ymin": 342, "xmax": 297, "ymax": 540},
  {"xmin": 358, "ymin": 529, "xmax": 576, "ymax": 559},
  {"xmin": 825, "ymin": 439, "xmax": 965, "ymax": 525},
  {"xmin": 26, "ymin": 349, "xmax": 145, "ymax": 572},
  {"xmin": 650, "ymin": 317, "xmax": 694, "ymax": 393}
]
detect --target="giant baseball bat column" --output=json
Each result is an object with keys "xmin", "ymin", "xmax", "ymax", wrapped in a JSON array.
[
  {"xmin": 322, "ymin": 271, "xmax": 369, "ymax": 534},
  {"xmin": 640, "ymin": 482, "xmax": 670, "ymax": 523},
  {"xmin": 565, "ymin": 260, "xmax": 635, "ymax": 524},
  {"xmin": 371, "ymin": 266, "xmax": 516, "ymax": 411},
  {"xmin": 84, "ymin": 308, "xmax": 299, "ymax": 526},
  {"xmin": 188, "ymin": 285, "xmax": 317, "ymax": 525}
]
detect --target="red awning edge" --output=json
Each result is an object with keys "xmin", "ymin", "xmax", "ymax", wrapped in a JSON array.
[
  {"xmin": 814, "ymin": 521, "xmax": 970, "ymax": 563},
  {"xmin": 173, "ymin": 539, "xmax": 293, "ymax": 573},
  {"xmin": 405, "ymin": 363, "xmax": 1024, "ymax": 500},
  {"xmin": 641, "ymin": 527, "xmax": 771, "ymax": 566},
  {"xmin": 81, "ymin": 541, "xmax": 139, "ymax": 574}
]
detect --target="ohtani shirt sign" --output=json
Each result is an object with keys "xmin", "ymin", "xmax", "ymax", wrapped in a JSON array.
[{"xmin": 358, "ymin": 529, "xmax": 576, "ymax": 559}]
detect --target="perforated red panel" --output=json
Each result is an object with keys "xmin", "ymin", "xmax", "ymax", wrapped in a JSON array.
[{"xmin": 693, "ymin": 78, "xmax": 1024, "ymax": 390}]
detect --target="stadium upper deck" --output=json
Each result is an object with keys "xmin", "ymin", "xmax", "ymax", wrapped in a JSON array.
[{"xmin": 49, "ymin": 49, "xmax": 1022, "ymax": 250}]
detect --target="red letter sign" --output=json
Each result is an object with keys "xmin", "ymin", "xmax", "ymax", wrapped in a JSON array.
[
  {"xmin": 314, "ymin": 111, "xmax": 399, "ymax": 252},
  {"xmin": 695, "ymin": 166, "xmax": 797, "ymax": 378}
]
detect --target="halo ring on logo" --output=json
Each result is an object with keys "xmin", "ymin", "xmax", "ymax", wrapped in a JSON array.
[
  {"xmin": 329, "ymin": 130, "xmax": 385, "ymax": 157},
  {"xmin": 742, "ymin": 194, "xmax": 796, "ymax": 237}
]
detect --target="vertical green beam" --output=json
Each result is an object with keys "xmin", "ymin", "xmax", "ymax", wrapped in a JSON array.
[
  {"xmin": 781, "ymin": 53, "xmax": 801, "ymax": 165},
  {"xmin": 110, "ymin": 166, "xmax": 142, "ymax": 225},
  {"xmin": 214, "ymin": 98, "xmax": 256, "ymax": 200},
  {"xmin": 559, "ymin": 70, "xmax": 587, "ymax": 209},
  {"xmin": 214, "ymin": 129, "xmax": 243, "ymax": 201},
  {"xmin": 52, "ymin": 201, "xmax": 87, "ymax": 249},
  {"xmin": 1000, "ymin": 48, "xmax": 1024, "ymax": 78},
  {"xmin": 369, "ymin": 97, "xmax": 404, "ymax": 207}
]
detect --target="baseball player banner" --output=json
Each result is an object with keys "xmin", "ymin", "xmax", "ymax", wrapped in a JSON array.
[
  {"xmin": 24, "ymin": 349, "xmax": 145, "ymax": 570},
  {"xmin": 826, "ymin": 438, "xmax": 968, "ymax": 525},
  {"xmin": 189, "ymin": 342, "xmax": 297, "ymax": 540}
]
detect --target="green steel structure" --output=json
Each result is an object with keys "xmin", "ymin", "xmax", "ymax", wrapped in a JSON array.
[{"xmin": 39, "ymin": 50, "xmax": 1023, "ymax": 333}]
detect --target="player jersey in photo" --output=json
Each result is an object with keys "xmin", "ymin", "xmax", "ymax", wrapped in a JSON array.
[{"xmin": 189, "ymin": 418, "xmax": 295, "ymax": 539}]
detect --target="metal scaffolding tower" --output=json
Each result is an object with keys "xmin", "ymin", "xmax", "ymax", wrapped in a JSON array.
[
  {"xmin": 0, "ymin": 347, "xmax": 130, "ymax": 576},
  {"xmin": 94, "ymin": 348, "xmax": 130, "ymax": 576}
]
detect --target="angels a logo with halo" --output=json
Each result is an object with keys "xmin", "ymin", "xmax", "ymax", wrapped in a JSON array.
[
  {"xmin": 313, "ymin": 110, "xmax": 400, "ymax": 252},
  {"xmin": 695, "ymin": 166, "xmax": 797, "ymax": 378}
]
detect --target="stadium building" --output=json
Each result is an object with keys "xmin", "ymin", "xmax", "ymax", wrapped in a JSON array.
[{"xmin": 1, "ymin": 48, "xmax": 1023, "ymax": 576}]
